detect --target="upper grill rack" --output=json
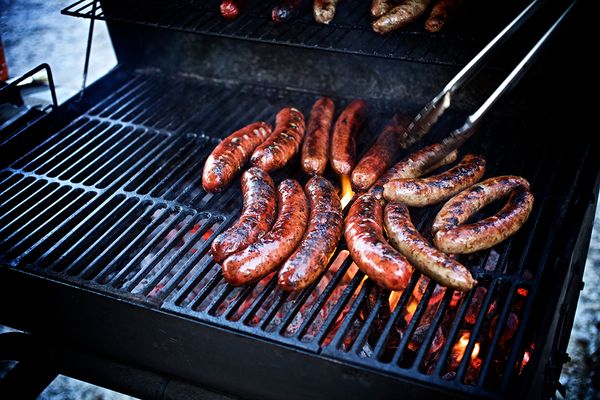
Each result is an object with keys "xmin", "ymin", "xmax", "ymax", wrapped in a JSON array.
[
  {"xmin": 61, "ymin": 0, "xmax": 525, "ymax": 67},
  {"xmin": 0, "ymin": 69, "xmax": 592, "ymax": 398}
]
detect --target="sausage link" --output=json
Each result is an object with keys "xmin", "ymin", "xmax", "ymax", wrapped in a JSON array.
[
  {"xmin": 222, "ymin": 179, "xmax": 309, "ymax": 285},
  {"xmin": 433, "ymin": 176, "xmax": 534, "ymax": 254},
  {"xmin": 384, "ymin": 202, "xmax": 475, "ymax": 291},
  {"xmin": 251, "ymin": 107, "xmax": 306, "ymax": 173},
  {"xmin": 210, "ymin": 168, "xmax": 276, "ymax": 263},
  {"xmin": 351, "ymin": 114, "xmax": 412, "ymax": 192},
  {"xmin": 314, "ymin": 0, "xmax": 341, "ymax": 24},
  {"xmin": 371, "ymin": 0, "xmax": 395, "ymax": 18},
  {"xmin": 372, "ymin": 0, "xmax": 433, "ymax": 34},
  {"xmin": 330, "ymin": 99, "xmax": 367, "ymax": 176},
  {"xmin": 425, "ymin": 0, "xmax": 463, "ymax": 33},
  {"xmin": 370, "ymin": 143, "xmax": 458, "ymax": 198},
  {"xmin": 302, "ymin": 97, "xmax": 335, "ymax": 176},
  {"xmin": 278, "ymin": 176, "xmax": 343, "ymax": 291},
  {"xmin": 344, "ymin": 193, "xmax": 413, "ymax": 291},
  {"xmin": 202, "ymin": 122, "xmax": 272, "ymax": 193},
  {"xmin": 383, "ymin": 153, "xmax": 486, "ymax": 207},
  {"xmin": 220, "ymin": 0, "xmax": 247, "ymax": 20},
  {"xmin": 273, "ymin": 0, "xmax": 304, "ymax": 23}
]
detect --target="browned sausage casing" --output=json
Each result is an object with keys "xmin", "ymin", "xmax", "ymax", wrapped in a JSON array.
[
  {"xmin": 314, "ymin": 0, "xmax": 341, "ymax": 24},
  {"xmin": 344, "ymin": 193, "xmax": 413, "ymax": 291},
  {"xmin": 251, "ymin": 107, "xmax": 306, "ymax": 173},
  {"xmin": 425, "ymin": 0, "xmax": 464, "ymax": 33},
  {"xmin": 371, "ymin": 0, "xmax": 395, "ymax": 18},
  {"xmin": 433, "ymin": 176, "xmax": 534, "ymax": 254},
  {"xmin": 222, "ymin": 179, "xmax": 309, "ymax": 286},
  {"xmin": 384, "ymin": 202, "xmax": 475, "ymax": 291},
  {"xmin": 202, "ymin": 122, "xmax": 272, "ymax": 193},
  {"xmin": 220, "ymin": 0, "xmax": 247, "ymax": 20},
  {"xmin": 330, "ymin": 99, "xmax": 367, "ymax": 176},
  {"xmin": 210, "ymin": 168, "xmax": 276, "ymax": 263},
  {"xmin": 383, "ymin": 153, "xmax": 486, "ymax": 207},
  {"xmin": 372, "ymin": 0, "xmax": 433, "ymax": 34},
  {"xmin": 351, "ymin": 114, "xmax": 412, "ymax": 192},
  {"xmin": 302, "ymin": 97, "xmax": 335, "ymax": 176},
  {"xmin": 278, "ymin": 176, "xmax": 343, "ymax": 291},
  {"xmin": 370, "ymin": 142, "xmax": 458, "ymax": 198}
]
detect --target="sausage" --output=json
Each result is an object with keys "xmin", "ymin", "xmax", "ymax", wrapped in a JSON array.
[
  {"xmin": 278, "ymin": 176, "xmax": 343, "ymax": 291},
  {"xmin": 220, "ymin": 0, "xmax": 247, "ymax": 20},
  {"xmin": 370, "ymin": 143, "xmax": 458, "ymax": 198},
  {"xmin": 384, "ymin": 202, "xmax": 476, "ymax": 291},
  {"xmin": 371, "ymin": 0, "xmax": 395, "ymax": 18},
  {"xmin": 425, "ymin": 0, "xmax": 463, "ymax": 33},
  {"xmin": 202, "ymin": 122, "xmax": 272, "ymax": 193},
  {"xmin": 210, "ymin": 168, "xmax": 277, "ymax": 262},
  {"xmin": 330, "ymin": 99, "xmax": 367, "ymax": 177},
  {"xmin": 344, "ymin": 193, "xmax": 413, "ymax": 291},
  {"xmin": 351, "ymin": 114, "xmax": 412, "ymax": 192},
  {"xmin": 302, "ymin": 97, "xmax": 335, "ymax": 176},
  {"xmin": 272, "ymin": 0, "xmax": 304, "ymax": 23},
  {"xmin": 222, "ymin": 179, "xmax": 309, "ymax": 286},
  {"xmin": 314, "ymin": 0, "xmax": 342, "ymax": 24},
  {"xmin": 372, "ymin": 0, "xmax": 433, "ymax": 35},
  {"xmin": 383, "ymin": 153, "xmax": 486, "ymax": 207},
  {"xmin": 432, "ymin": 176, "xmax": 534, "ymax": 254},
  {"xmin": 251, "ymin": 107, "xmax": 306, "ymax": 173}
]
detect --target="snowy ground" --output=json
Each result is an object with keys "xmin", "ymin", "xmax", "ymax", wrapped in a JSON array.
[{"xmin": 1, "ymin": 1, "xmax": 599, "ymax": 399}]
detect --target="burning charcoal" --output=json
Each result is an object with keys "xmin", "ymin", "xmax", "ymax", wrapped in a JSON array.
[
  {"xmin": 412, "ymin": 275, "xmax": 446, "ymax": 304},
  {"xmin": 490, "ymin": 313, "xmax": 519, "ymax": 346},
  {"xmin": 465, "ymin": 286, "xmax": 488, "ymax": 325}
]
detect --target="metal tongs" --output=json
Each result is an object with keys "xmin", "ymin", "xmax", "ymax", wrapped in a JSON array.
[{"xmin": 403, "ymin": 0, "xmax": 577, "ymax": 152}]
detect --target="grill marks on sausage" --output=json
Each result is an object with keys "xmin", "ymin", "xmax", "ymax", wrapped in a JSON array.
[
  {"xmin": 202, "ymin": 122, "xmax": 272, "ymax": 193},
  {"xmin": 344, "ymin": 193, "xmax": 413, "ymax": 291},
  {"xmin": 383, "ymin": 153, "xmax": 486, "ymax": 207},
  {"xmin": 384, "ymin": 202, "xmax": 475, "ymax": 291},
  {"xmin": 425, "ymin": 0, "xmax": 464, "ymax": 33},
  {"xmin": 330, "ymin": 99, "xmax": 367, "ymax": 176},
  {"xmin": 220, "ymin": 0, "xmax": 247, "ymax": 20},
  {"xmin": 433, "ymin": 176, "xmax": 534, "ymax": 254},
  {"xmin": 222, "ymin": 179, "xmax": 309, "ymax": 286},
  {"xmin": 251, "ymin": 107, "xmax": 306, "ymax": 173},
  {"xmin": 278, "ymin": 176, "xmax": 343, "ymax": 291},
  {"xmin": 372, "ymin": 0, "xmax": 434, "ymax": 34},
  {"xmin": 210, "ymin": 168, "xmax": 276, "ymax": 263},
  {"xmin": 302, "ymin": 97, "xmax": 335, "ymax": 176},
  {"xmin": 314, "ymin": 0, "xmax": 341, "ymax": 24}
]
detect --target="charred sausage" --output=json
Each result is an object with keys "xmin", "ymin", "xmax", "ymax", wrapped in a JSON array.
[
  {"xmin": 202, "ymin": 122, "xmax": 272, "ymax": 193},
  {"xmin": 372, "ymin": 0, "xmax": 433, "ymax": 34},
  {"xmin": 314, "ymin": 0, "xmax": 342, "ymax": 24},
  {"xmin": 383, "ymin": 153, "xmax": 486, "ymax": 206},
  {"xmin": 273, "ymin": 0, "xmax": 304, "ymax": 23},
  {"xmin": 222, "ymin": 179, "xmax": 309, "ymax": 286},
  {"xmin": 432, "ymin": 176, "xmax": 534, "ymax": 254},
  {"xmin": 278, "ymin": 176, "xmax": 343, "ymax": 291},
  {"xmin": 302, "ymin": 97, "xmax": 335, "ymax": 176},
  {"xmin": 351, "ymin": 114, "xmax": 412, "ymax": 192},
  {"xmin": 251, "ymin": 107, "xmax": 306, "ymax": 173},
  {"xmin": 371, "ymin": 0, "xmax": 395, "ymax": 18},
  {"xmin": 220, "ymin": 0, "xmax": 247, "ymax": 20},
  {"xmin": 330, "ymin": 99, "xmax": 367, "ymax": 177},
  {"xmin": 210, "ymin": 168, "xmax": 276, "ymax": 263},
  {"xmin": 384, "ymin": 202, "xmax": 475, "ymax": 291},
  {"xmin": 344, "ymin": 193, "xmax": 413, "ymax": 291},
  {"xmin": 425, "ymin": 0, "xmax": 463, "ymax": 33}
]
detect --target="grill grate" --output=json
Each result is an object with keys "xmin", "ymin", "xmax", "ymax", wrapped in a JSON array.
[
  {"xmin": 61, "ymin": 0, "xmax": 525, "ymax": 67},
  {"xmin": 0, "ymin": 70, "xmax": 593, "ymax": 397}
]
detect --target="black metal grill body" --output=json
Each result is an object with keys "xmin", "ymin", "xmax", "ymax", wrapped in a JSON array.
[{"xmin": 0, "ymin": 1, "xmax": 597, "ymax": 399}]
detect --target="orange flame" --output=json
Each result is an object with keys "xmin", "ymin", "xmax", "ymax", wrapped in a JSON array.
[
  {"xmin": 472, "ymin": 342, "xmax": 481, "ymax": 359},
  {"xmin": 453, "ymin": 333, "xmax": 481, "ymax": 364},
  {"xmin": 340, "ymin": 175, "xmax": 354, "ymax": 209},
  {"xmin": 522, "ymin": 351, "xmax": 531, "ymax": 366},
  {"xmin": 389, "ymin": 291, "xmax": 402, "ymax": 310}
]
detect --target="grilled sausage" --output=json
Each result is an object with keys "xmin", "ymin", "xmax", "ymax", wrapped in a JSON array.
[
  {"xmin": 425, "ymin": 0, "xmax": 463, "ymax": 33},
  {"xmin": 371, "ymin": 0, "xmax": 395, "ymax": 18},
  {"xmin": 302, "ymin": 97, "xmax": 335, "ymax": 176},
  {"xmin": 384, "ymin": 202, "xmax": 475, "ymax": 291},
  {"xmin": 383, "ymin": 153, "xmax": 486, "ymax": 206},
  {"xmin": 210, "ymin": 168, "xmax": 276, "ymax": 263},
  {"xmin": 251, "ymin": 107, "xmax": 306, "ymax": 173},
  {"xmin": 370, "ymin": 143, "xmax": 458, "ymax": 198},
  {"xmin": 351, "ymin": 114, "xmax": 412, "ymax": 192},
  {"xmin": 273, "ymin": 0, "xmax": 304, "ymax": 23},
  {"xmin": 202, "ymin": 122, "xmax": 272, "ymax": 193},
  {"xmin": 344, "ymin": 193, "xmax": 413, "ymax": 291},
  {"xmin": 278, "ymin": 176, "xmax": 343, "ymax": 291},
  {"xmin": 220, "ymin": 0, "xmax": 247, "ymax": 20},
  {"xmin": 314, "ymin": 0, "xmax": 342, "ymax": 24},
  {"xmin": 433, "ymin": 176, "xmax": 534, "ymax": 254},
  {"xmin": 372, "ymin": 0, "xmax": 433, "ymax": 34},
  {"xmin": 330, "ymin": 99, "xmax": 367, "ymax": 177},
  {"xmin": 222, "ymin": 179, "xmax": 309, "ymax": 286}
]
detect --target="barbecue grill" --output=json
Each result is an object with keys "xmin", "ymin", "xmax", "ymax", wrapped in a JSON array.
[{"xmin": 0, "ymin": 0, "xmax": 596, "ymax": 399}]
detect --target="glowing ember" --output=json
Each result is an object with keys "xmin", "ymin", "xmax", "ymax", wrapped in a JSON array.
[
  {"xmin": 517, "ymin": 288, "xmax": 529, "ymax": 297},
  {"xmin": 340, "ymin": 175, "xmax": 354, "ymax": 209},
  {"xmin": 406, "ymin": 299, "xmax": 418, "ymax": 317},
  {"xmin": 388, "ymin": 291, "xmax": 402, "ymax": 310},
  {"xmin": 522, "ymin": 351, "xmax": 530, "ymax": 366},
  {"xmin": 472, "ymin": 342, "xmax": 481, "ymax": 359}
]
